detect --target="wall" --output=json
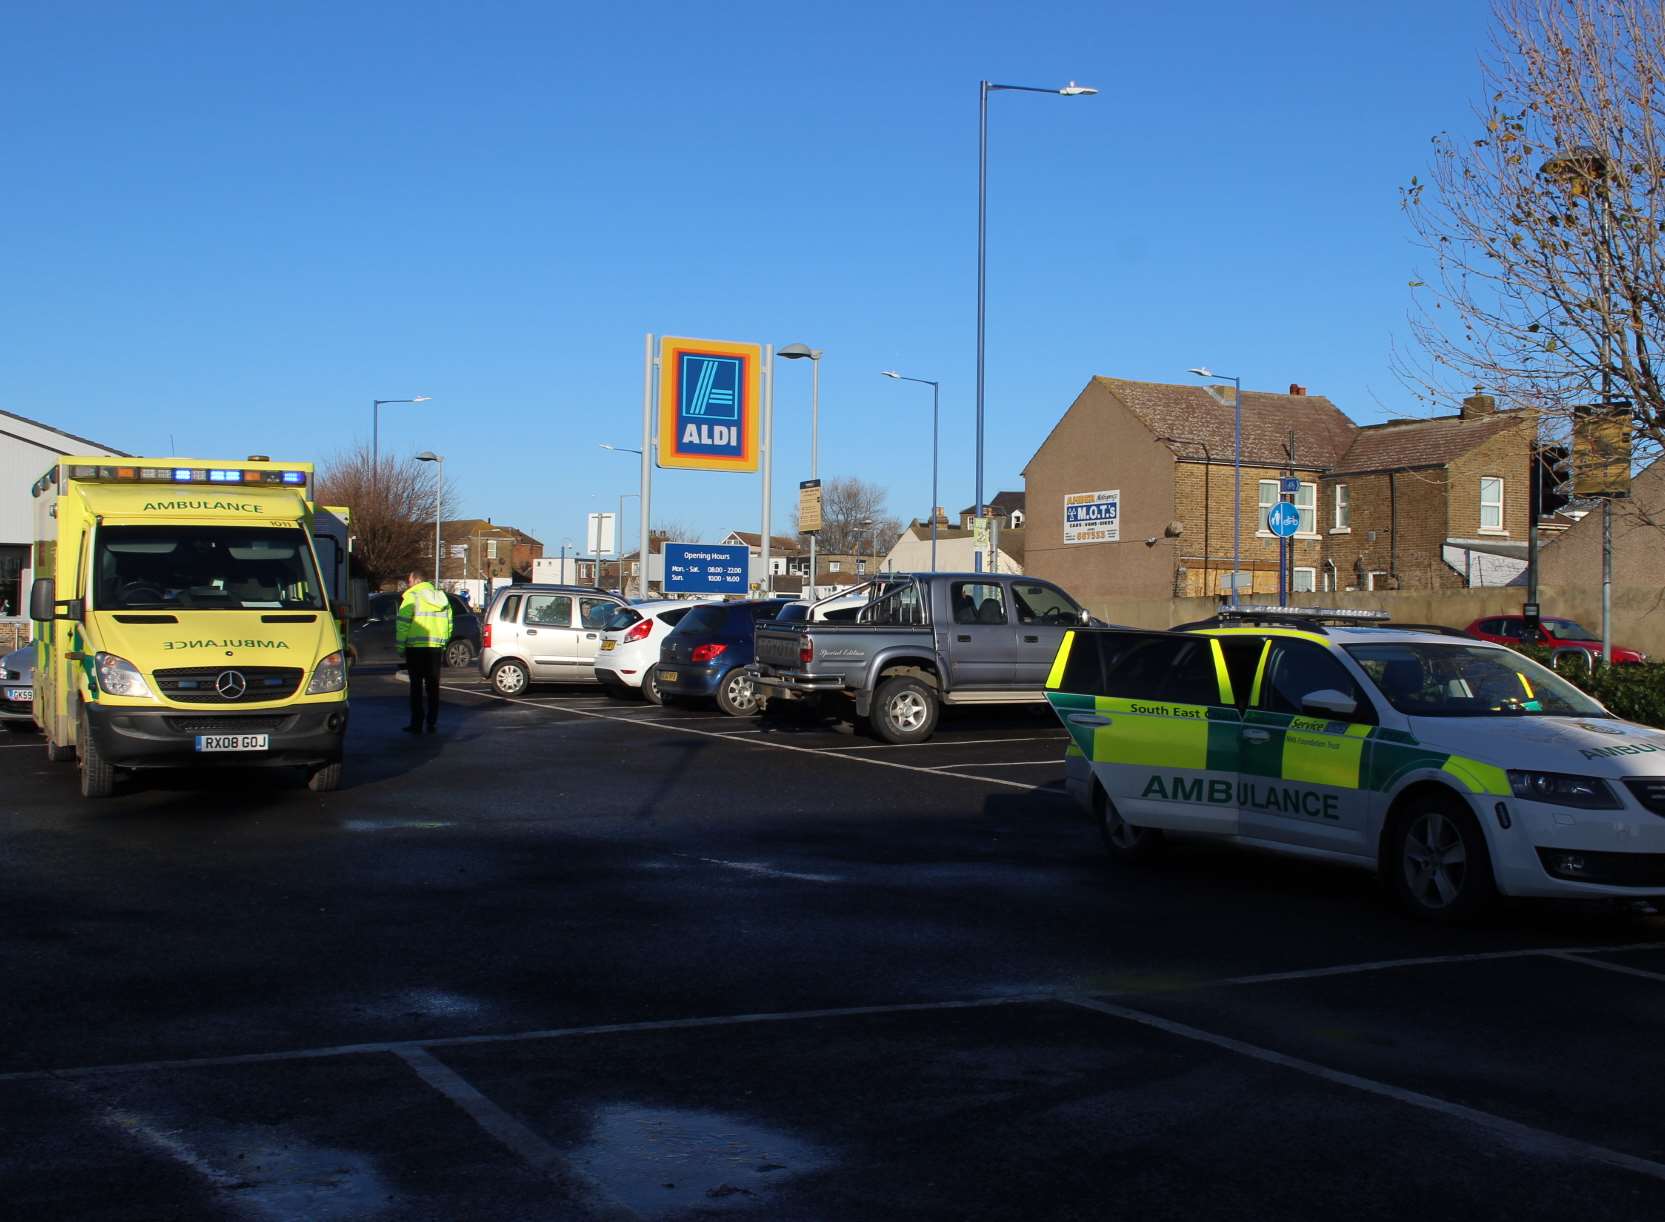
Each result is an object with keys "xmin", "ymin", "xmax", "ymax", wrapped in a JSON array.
[
  {"xmin": 1447, "ymin": 424, "xmax": 1532, "ymax": 542},
  {"xmin": 1537, "ymin": 460, "xmax": 1665, "ymax": 592},
  {"xmin": 1170, "ymin": 460, "xmax": 1328, "ymax": 596}
]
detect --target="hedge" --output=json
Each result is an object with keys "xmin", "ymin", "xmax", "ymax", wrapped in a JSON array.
[{"xmin": 1510, "ymin": 645, "xmax": 1665, "ymax": 729}]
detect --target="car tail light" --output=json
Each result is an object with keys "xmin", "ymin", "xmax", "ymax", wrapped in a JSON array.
[
  {"xmin": 623, "ymin": 619, "xmax": 653, "ymax": 644},
  {"xmin": 483, "ymin": 623, "xmax": 493, "ymax": 649},
  {"xmin": 690, "ymin": 643, "xmax": 728, "ymax": 664},
  {"xmin": 800, "ymin": 639, "xmax": 813, "ymax": 665}
]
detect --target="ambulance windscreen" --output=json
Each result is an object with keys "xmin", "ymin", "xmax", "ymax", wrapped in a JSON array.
[{"xmin": 94, "ymin": 526, "xmax": 326, "ymax": 611}]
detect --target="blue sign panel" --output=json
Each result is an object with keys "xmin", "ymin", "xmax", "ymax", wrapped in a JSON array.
[
  {"xmin": 1266, "ymin": 500, "xmax": 1301, "ymax": 538},
  {"xmin": 1278, "ymin": 476, "xmax": 1300, "ymax": 494},
  {"xmin": 663, "ymin": 542, "xmax": 751, "ymax": 595},
  {"xmin": 657, "ymin": 338, "xmax": 761, "ymax": 472}
]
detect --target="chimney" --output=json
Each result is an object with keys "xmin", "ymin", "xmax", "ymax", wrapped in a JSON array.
[
  {"xmin": 1288, "ymin": 383, "xmax": 1307, "ymax": 396},
  {"xmin": 1461, "ymin": 393, "xmax": 1496, "ymax": 418}
]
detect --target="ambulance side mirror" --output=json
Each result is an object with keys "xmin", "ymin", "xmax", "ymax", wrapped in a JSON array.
[
  {"xmin": 1301, "ymin": 688, "xmax": 1358, "ymax": 719},
  {"xmin": 29, "ymin": 579, "xmax": 55, "ymax": 623}
]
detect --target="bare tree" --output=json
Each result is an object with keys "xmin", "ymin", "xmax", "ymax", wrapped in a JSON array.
[
  {"xmin": 649, "ymin": 520, "xmax": 702, "ymax": 546},
  {"xmin": 315, "ymin": 445, "xmax": 453, "ymax": 588},
  {"xmin": 1400, "ymin": 0, "xmax": 1665, "ymax": 471},
  {"xmin": 793, "ymin": 475, "xmax": 903, "ymax": 555}
]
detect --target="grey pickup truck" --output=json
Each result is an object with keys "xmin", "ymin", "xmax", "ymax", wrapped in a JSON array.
[{"xmin": 750, "ymin": 572, "xmax": 1095, "ymax": 743}]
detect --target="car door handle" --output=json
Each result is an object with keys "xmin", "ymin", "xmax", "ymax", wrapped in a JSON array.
[
  {"xmin": 1023, "ymin": 635, "xmax": 1040, "ymax": 643},
  {"xmin": 1068, "ymin": 713, "xmax": 1111, "ymax": 727},
  {"xmin": 525, "ymin": 629, "xmax": 538, "ymax": 636},
  {"xmin": 957, "ymin": 634, "xmax": 972, "ymax": 642},
  {"xmin": 1241, "ymin": 728, "xmax": 1271, "ymax": 743},
  {"xmin": 585, "ymin": 632, "xmax": 597, "ymax": 639}
]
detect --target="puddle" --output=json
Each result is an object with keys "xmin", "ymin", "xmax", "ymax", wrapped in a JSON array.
[
  {"xmin": 572, "ymin": 1104, "xmax": 828, "ymax": 1218},
  {"xmin": 340, "ymin": 819, "xmax": 453, "ymax": 832}
]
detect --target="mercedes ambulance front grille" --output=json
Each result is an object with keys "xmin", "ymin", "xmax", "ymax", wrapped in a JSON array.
[
  {"xmin": 153, "ymin": 666, "xmax": 304, "ymax": 704},
  {"xmin": 1623, "ymin": 777, "xmax": 1665, "ymax": 818},
  {"xmin": 163, "ymin": 714, "xmax": 291, "ymax": 734}
]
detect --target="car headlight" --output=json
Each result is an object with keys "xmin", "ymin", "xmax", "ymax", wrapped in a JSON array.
[
  {"xmin": 96, "ymin": 652, "xmax": 153, "ymax": 699},
  {"xmin": 1506, "ymin": 770, "xmax": 1621, "ymax": 809},
  {"xmin": 306, "ymin": 651, "xmax": 346, "ymax": 695}
]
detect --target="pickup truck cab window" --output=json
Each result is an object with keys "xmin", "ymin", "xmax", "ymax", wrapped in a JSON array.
[
  {"xmin": 1011, "ymin": 581, "xmax": 1081, "ymax": 626},
  {"xmin": 952, "ymin": 582, "xmax": 1007, "ymax": 625}
]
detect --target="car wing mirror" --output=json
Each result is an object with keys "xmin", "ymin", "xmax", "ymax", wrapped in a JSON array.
[{"xmin": 1301, "ymin": 688, "xmax": 1358, "ymax": 719}]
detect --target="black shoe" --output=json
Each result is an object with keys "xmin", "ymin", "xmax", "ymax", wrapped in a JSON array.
[{"xmin": 402, "ymin": 724, "xmax": 422, "ymax": 734}]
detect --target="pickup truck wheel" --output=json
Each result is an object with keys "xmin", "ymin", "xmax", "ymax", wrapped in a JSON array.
[
  {"xmin": 715, "ymin": 669, "xmax": 759, "ymax": 717},
  {"xmin": 1095, "ymin": 783, "xmax": 1163, "ymax": 863},
  {"xmin": 871, "ymin": 676, "xmax": 938, "ymax": 744}
]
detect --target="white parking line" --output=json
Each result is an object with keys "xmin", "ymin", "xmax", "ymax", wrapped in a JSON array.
[
  {"xmin": 933, "ymin": 760, "xmax": 1062, "ymax": 770},
  {"xmin": 439, "ymin": 683, "xmax": 1046, "ymax": 792},
  {"xmin": 1223, "ymin": 942, "xmax": 1665, "ymax": 987},
  {"xmin": 682, "ymin": 855, "xmax": 843, "ymax": 884},
  {"xmin": 0, "ymin": 742, "xmax": 44, "ymax": 749},
  {"xmin": 816, "ymin": 735, "xmax": 1066, "ymax": 752},
  {"xmin": 1063, "ymin": 996, "xmax": 1665, "ymax": 1184},
  {"xmin": 1548, "ymin": 951, "xmax": 1665, "ymax": 985}
]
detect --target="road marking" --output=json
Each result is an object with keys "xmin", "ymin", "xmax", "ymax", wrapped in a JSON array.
[
  {"xmin": 932, "ymin": 760, "xmax": 1063, "ymax": 770},
  {"xmin": 1223, "ymin": 942, "xmax": 1665, "ymax": 988},
  {"xmin": 1548, "ymin": 951, "xmax": 1665, "ymax": 984},
  {"xmin": 682, "ymin": 855, "xmax": 843, "ymax": 883},
  {"xmin": 439, "ymin": 683, "xmax": 1047, "ymax": 791},
  {"xmin": 395, "ymin": 1047, "xmax": 639, "ymax": 1220},
  {"xmin": 816, "ymin": 735, "xmax": 1066, "ymax": 752},
  {"xmin": 0, "ymin": 743, "xmax": 44, "ymax": 749},
  {"xmin": 1061, "ymin": 996, "xmax": 1665, "ymax": 1184}
]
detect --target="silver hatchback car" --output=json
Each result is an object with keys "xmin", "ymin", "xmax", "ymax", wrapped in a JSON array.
[{"xmin": 479, "ymin": 585, "xmax": 629, "ymax": 695}]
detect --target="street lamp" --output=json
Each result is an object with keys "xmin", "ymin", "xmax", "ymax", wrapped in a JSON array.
[
  {"xmin": 977, "ymin": 79, "xmax": 1096, "ymax": 568},
  {"xmin": 777, "ymin": 343, "xmax": 823, "ymax": 595},
  {"xmin": 599, "ymin": 443, "xmax": 648, "ymax": 598},
  {"xmin": 883, "ymin": 371, "xmax": 940, "ymax": 571},
  {"xmin": 1188, "ymin": 367, "xmax": 1244, "ymax": 605},
  {"xmin": 373, "ymin": 396, "xmax": 431, "ymax": 479},
  {"xmin": 413, "ymin": 451, "xmax": 444, "ymax": 585}
]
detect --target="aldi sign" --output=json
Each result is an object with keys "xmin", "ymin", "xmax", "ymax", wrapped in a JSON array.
[
  {"xmin": 1064, "ymin": 489, "xmax": 1120, "ymax": 544},
  {"xmin": 658, "ymin": 337, "xmax": 762, "ymax": 472}
]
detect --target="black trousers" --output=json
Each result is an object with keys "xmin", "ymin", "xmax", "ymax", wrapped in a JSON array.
[{"xmin": 406, "ymin": 647, "xmax": 443, "ymax": 728}]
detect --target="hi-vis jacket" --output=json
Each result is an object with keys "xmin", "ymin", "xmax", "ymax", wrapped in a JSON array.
[{"xmin": 397, "ymin": 582, "xmax": 453, "ymax": 650}]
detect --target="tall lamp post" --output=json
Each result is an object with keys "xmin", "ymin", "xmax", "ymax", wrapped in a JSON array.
[
  {"xmin": 413, "ymin": 451, "xmax": 444, "ymax": 585},
  {"xmin": 1188, "ymin": 368, "xmax": 1244, "ymax": 605},
  {"xmin": 778, "ymin": 343, "xmax": 823, "ymax": 596},
  {"xmin": 373, "ymin": 397, "xmax": 431, "ymax": 481},
  {"xmin": 977, "ymin": 78, "xmax": 1096, "ymax": 569},
  {"xmin": 882, "ymin": 370, "xmax": 940, "ymax": 571},
  {"xmin": 600, "ymin": 443, "xmax": 648, "ymax": 599}
]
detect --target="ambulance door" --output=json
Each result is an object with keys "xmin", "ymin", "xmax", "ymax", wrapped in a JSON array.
[
  {"xmin": 1239, "ymin": 637, "xmax": 1376, "ymax": 854},
  {"xmin": 1061, "ymin": 631, "xmax": 1239, "ymax": 836}
]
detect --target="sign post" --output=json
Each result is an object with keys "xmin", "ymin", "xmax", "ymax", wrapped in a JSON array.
[{"xmin": 1266, "ymin": 499, "xmax": 1300, "ymax": 604}]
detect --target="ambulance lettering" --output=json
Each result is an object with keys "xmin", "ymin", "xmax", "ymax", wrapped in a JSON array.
[
  {"xmin": 1140, "ymin": 774, "xmax": 1340, "ymax": 821},
  {"xmin": 141, "ymin": 500, "xmax": 265, "ymax": 513},
  {"xmin": 1580, "ymin": 743, "xmax": 1662, "ymax": 760},
  {"xmin": 163, "ymin": 639, "xmax": 292, "ymax": 651}
]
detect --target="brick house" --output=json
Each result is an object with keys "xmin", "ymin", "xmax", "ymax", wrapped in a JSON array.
[
  {"xmin": 435, "ymin": 519, "xmax": 543, "ymax": 583},
  {"xmin": 1022, "ymin": 377, "xmax": 1533, "ymax": 605}
]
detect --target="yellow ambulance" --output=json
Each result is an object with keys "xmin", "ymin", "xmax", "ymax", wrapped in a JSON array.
[{"xmin": 29, "ymin": 457, "xmax": 348, "ymax": 797}]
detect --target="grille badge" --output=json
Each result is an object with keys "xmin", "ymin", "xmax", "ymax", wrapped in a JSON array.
[{"xmin": 215, "ymin": 670, "xmax": 248, "ymax": 700}]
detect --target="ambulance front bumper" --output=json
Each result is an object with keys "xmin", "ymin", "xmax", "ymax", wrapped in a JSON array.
[
  {"xmin": 1486, "ymin": 789, "xmax": 1665, "ymax": 898},
  {"xmin": 83, "ymin": 702, "xmax": 348, "ymax": 769}
]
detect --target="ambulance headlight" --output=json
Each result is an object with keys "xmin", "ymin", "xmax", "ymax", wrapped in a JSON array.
[
  {"xmin": 1506, "ymin": 770, "xmax": 1621, "ymax": 809},
  {"xmin": 95, "ymin": 652, "xmax": 153, "ymax": 699},
  {"xmin": 306, "ymin": 651, "xmax": 346, "ymax": 695}
]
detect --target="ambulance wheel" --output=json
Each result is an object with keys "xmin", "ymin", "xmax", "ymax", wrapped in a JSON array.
[
  {"xmin": 871, "ymin": 676, "xmax": 938, "ymax": 744},
  {"xmin": 490, "ymin": 659, "xmax": 529, "ymax": 697},
  {"xmin": 306, "ymin": 760, "xmax": 343, "ymax": 793},
  {"xmin": 1095, "ymin": 784, "xmax": 1163, "ymax": 862},
  {"xmin": 1385, "ymin": 792, "xmax": 1496, "ymax": 923},
  {"xmin": 715, "ymin": 669, "xmax": 759, "ymax": 717},
  {"xmin": 78, "ymin": 708, "xmax": 115, "ymax": 799}
]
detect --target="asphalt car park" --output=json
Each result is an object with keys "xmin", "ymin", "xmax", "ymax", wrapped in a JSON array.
[{"xmin": 2, "ymin": 669, "xmax": 1665, "ymax": 1219}]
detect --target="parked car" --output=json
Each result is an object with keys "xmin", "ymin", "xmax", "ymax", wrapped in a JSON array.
[
  {"xmin": 1, "ymin": 645, "xmax": 35, "ymax": 732},
  {"xmin": 479, "ymin": 584, "xmax": 629, "ymax": 695},
  {"xmin": 751, "ymin": 573, "xmax": 1093, "ymax": 743},
  {"xmin": 353, "ymin": 591, "xmax": 483, "ymax": 670},
  {"xmin": 593, "ymin": 600, "xmax": 704, "ymax": 704},
  {"xmin": 1465, "ymin": 615, "xmax": 1646, "ymax": 664},
  {"xmin": 656, "ymin": 598, "xmax": 798, "ymax": 715}
]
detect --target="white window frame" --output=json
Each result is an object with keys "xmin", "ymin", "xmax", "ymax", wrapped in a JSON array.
[
  {"xmin": 1366, "ymin": 570, "xmax": 1389, "ymax": 591},
  {"xmin": 1256, "ymin": 481, "xmax": 1279, "ymax": 535},
  {"xmin": 1257, "ymin": 480, "xmax": 1318, "ymax": 537},
  {"xmin": 1292, "ymin": 567, "xmax": 1316, "ymax": 593},
  {"xmin": 1295, "ymin": 482, "xmax": 1317, "ymax": 537},
  {"xmin": 1479, "ymin": 476, "xmax": 1505, "ymax": 533},
  {"xmin": 829, "ymin": 560, "xmax": 841, "ymax": 573},
  {"xmin": 1332, "ymin": 484, "xmax": 1350, "ymax": 532}
]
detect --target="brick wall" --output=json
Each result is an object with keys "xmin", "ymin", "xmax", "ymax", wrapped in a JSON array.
[
  {"xmin": 1170, "ymin": 461, "xmax": 1326, "ymax": 596},
  {"xmin": 1447, "ymin": 426, "xmax": 1531, "ymax": 540}
]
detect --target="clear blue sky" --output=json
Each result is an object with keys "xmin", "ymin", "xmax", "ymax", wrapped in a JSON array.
[{"xmin": 1, "ymin": 0, "xmax": 1496, "ymax": 551}]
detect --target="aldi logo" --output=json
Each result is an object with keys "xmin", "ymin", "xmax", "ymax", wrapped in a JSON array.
[{"xmin": 658, "ymin": 337, "xmax": 762, "ymax": 471}]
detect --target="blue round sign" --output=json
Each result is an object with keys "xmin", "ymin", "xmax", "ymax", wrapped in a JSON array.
[{"xmin": 1266, "ymin": 500, "xmax": 1301, "ymax": 538}]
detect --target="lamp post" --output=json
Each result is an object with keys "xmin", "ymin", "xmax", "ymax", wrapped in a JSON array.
[
  {"xmin": 1188, "ymin": 368, "xmax": 1244, "ymax": 604},
  {"xmin": 778, "ymin": 343, "xmax": 823, "ymax": 596},
  {"xmin": 883, "ymin": 371, "xmax": 940, "ymax": 571},
  {"xmin": 600, "ymin": 443, "xmax": 648, "ymax": 599},
  {"xmin": 373, "ymin": 397, "xmax": 431, "ymax": 482},
  {"xmin": 977, "ymin": 79, "xmax": 1096, "ymax": 569},
  {"xmin": 413, "ymin": 451, "xmax": 444, "ymax": 585}
]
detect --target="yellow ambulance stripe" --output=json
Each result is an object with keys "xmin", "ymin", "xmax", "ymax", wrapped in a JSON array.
[
  {"xmin": 1209, "ymin": 638, "xmax": 1235, "ymax": 705},
  {"xmin": 1281, "ymin": 728, "xmax": 1365, "ymax": 789},
  {"xmin": 1247, "ymin": 641, "xmax": 1271, "ymax": 705},
  {"xmin": 1441, "ymin": 756, "xmax": 1512, "ymax": 796},
  {"xmin": 1046, "ymin": 630, "xmax": 1075, "ymax": 691},
  {"xmin": 1089, "ymin": 698, "xmax": 1210, "ymax": 769}
]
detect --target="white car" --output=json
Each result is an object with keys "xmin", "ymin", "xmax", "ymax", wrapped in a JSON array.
[{"xmin": 593, "ymin": 600, "xmax": 706, "ymax": 704}]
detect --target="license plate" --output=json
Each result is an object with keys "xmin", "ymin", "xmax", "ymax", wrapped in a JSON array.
[
  {"xmin": 600, "ymin": 640, "xmax": 616, "ymax": 651},
  {"xmin": 4, "ymin": 688, "xmax": 30, "ymax": 702},
  {"xmin": 195, "ymin": 734, "xmax": 270, "ymax": 752},
  {"xmin": 658, "ymin": 670, "xmax": 679, "ymax": 684}
]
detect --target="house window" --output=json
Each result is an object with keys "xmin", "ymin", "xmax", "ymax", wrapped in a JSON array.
[
  {"xmin": 487, "ymin": 539, "xmax": 499, "ymax": 560},
  {"xmin": 856, "ymin": 559, "xmax": 867, "ymax": 575},
  {"xmin": 1480, "ymin": 477, "xmax": 1504, "ymax": 531},
  {"xmin": 1257, "ymin": 481, "xmax": 1278, "ymax": 531},
  {"xmin": 1009, "ymin": 510, "xmax": 1025, "ymax": 528},
  {"xmin": 829, "ymin": 561, "xmax": 841, "ymax": 573},
  {"xmin": 1292, "ymin": 567, "xmax": 1316, "ymax": 593},
  {"xmin": 1333, "ymin": 484, "xmax": 1350, "ymax": 531},
  {"xmin": 0, "ymin": 544, "xmax": 24, "ymax": 617},
  {"xmin": 1295, "ymin": 482, "xmax": 1316, "ymax": 535}
]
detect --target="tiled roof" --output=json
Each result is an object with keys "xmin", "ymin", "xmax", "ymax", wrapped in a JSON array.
[
  {"xmin": 956, "ymin": 491, "xmax": 1025, "ymax": 516},
  {"xmin": 725, "ymin": 531, "xmax": 801, "ymax": 552},
  {"xmin": 1096, "ymin": 377, "xmax": 1356, "ymax": 469},
  {"xmin": 1332, "ymin": 412, "xmax": 1525, "ymax": 473}
]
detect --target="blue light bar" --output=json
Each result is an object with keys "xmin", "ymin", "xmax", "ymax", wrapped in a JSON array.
[
  {"xmin": 209, "ymin": 469, "xmax": 238, "ymax": 482},
  {"xmin": 173, "ymin": 468, "xmax": 193, "ymax": 481},
  {"xmin": 281, "ymin": 471, "xmax": 305, "ymax": 485}
]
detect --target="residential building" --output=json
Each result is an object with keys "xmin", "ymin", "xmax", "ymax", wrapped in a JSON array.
[
  {"xmin": 433, "ymin": 519, "xmax": 544, "ymax": 584},
  {"xmin": 883, "ymin": 521, "xmax": 1025, "ymax": 574},
  {"xmin": 1022, "ymin": 377, "xmax": 1533, "ymax": 605},
  {"xmin": 720, "ymin": 530, "xmax": 803, "ymax": 578},
  {"xmin": 956, "ymin": 491, "xmax": 1025, "ymax": 530}
]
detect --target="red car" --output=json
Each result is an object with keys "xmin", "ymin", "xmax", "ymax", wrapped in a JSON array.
[{"xmin": 1465, "ymin": 614, "xmax": 1647, "ymax": 664}]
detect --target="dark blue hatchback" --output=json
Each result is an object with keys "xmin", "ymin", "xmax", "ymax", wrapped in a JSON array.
[{"xmin": 656, "ymin": 598, "xmax": 795, "ymax": 716}]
